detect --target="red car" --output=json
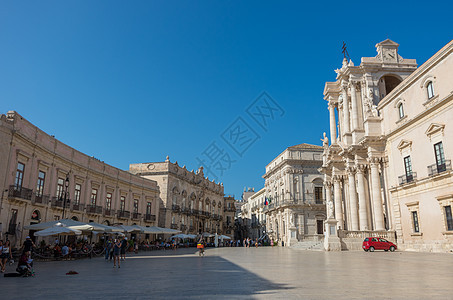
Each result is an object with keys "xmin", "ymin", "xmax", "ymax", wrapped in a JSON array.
[{"xmin": 362, "ymin": 237, "xmax": 397, "ymax": 252}]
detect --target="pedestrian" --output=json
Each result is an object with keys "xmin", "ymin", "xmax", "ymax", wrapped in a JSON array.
[
  {"xmin": 270, "ymin": 238, "xmax": 274, "ymax": 247},
  {"xmin": 197, "ymin": 236, "xmax": 205, "ymax": 256},
  {"xmin": 113, "ymin": 239, "xmax": 121, "ymax": 268},
  {"xmin": 120, "ymin": 237, "xmax": 127, "ymax": 260},
  {"xmin": 105, "ymin": 237, "xmax": 112, "ymax": 260},
  {"xmin": 255, "ymin": 239, "xmax": 259, "ymax": 248},
  {"xmin": 22, "ymin": 236, "xmax": 36, "ymax": 254},
  {"xmin": 1, "ymin": 240, "xmax": 13, "ymax": 272}
]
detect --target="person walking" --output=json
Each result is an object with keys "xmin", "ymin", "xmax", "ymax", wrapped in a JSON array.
[
  {"xmin": 197, "ymin": 236, "xmax": 205, "ymax": 257},
  {"xmin": 0, "ymin": 240, "xmax": 3, "ymax": 272},
  {"xmin": 113, "ymin": 239, "xmax": 121, "ymax": 268},
  {"xmin": 1, "ymin": 240, "xmax": 13, "ymax": 273},
  {"xmin": 120, "ymin": 237, "xmax": 127, "ymax": 260}
]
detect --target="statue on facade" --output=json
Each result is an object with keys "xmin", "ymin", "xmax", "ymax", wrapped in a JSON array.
[
  {"xmin": 364, "ymin": 88, "xmax": 378, "ymax": 117},
  {"xmin": 321, "ymin": 132, "xmax": 329, "ymax": 148},
  {"xmin": 327, "ymin": 200, "xmax": 334, "ymax": 219}
]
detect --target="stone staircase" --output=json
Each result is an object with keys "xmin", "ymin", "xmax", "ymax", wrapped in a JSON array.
[{"xmin": 291, "ymin": 240, "xmax": 324, "ymax": 251}]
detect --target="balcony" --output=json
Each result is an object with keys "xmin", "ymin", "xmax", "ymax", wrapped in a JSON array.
[
  {"xmin": 171, "ymin": 223, "xmax": 178, "ymax": 229},
  {"xmin": 71, "ymin": 203, "xmax": 84, "ymax": 212},
  {"xmin": 189, "ymin": 226, "xmax": 194, "ymax": 232},
  {"xmin": 201, "ymin": 211, "xmax": 211, "ymax": 218},
  {"xmin": 34, "ymin": 194, "xmax": 50, "ymax": 205},
  {"xmin": 180, "ymin": 224, "xmax": 187, "ymax": 231},
  {"xmin": 398, "ymin": 172, "xmax": 417, "ymax": 185},
  {"xmin": 212, "ymin": 214, "xmax": 220, "ymax": 220},
  {"xmin": 180, "ymin": 207, "xmax": 190, "ymax": 215},
  {"xmin": 86, "ymin": 205, "xmax": 103, "ymax": 215},
  {"xmin": 51, "ymin": 197, "xmax": 70, "ymax": 209},
  {"xmin": 428, "ymin": 160, "xmax": 451, "ymax": 177},
  {"xmin": 132, "ymin": 212, "xmax": 141, "ymax": 220},
  {"xmin": 224, "ymin": 207, "xmax": 236, "ymax": 212},
  {"xmin": 104, "ymin": 209, "xmax": 113, "ymax": 217},
  {"xmin": 192, "ymin": 209, "xmax": 201, "ymax": 216},
  {"xmin": 8, "ymin": 185, "xmax": 32, "ymax": 202},
  {"xmin": 144, "ymin": 214, "xmax": 156, "ymax": 222},
  {"xmin": 172, "ymin": 204, "xmax": 181, "ymax": 212},
  {"xmin": 117, "ymin": 210, "xmax": 130, "ymax": 219}
]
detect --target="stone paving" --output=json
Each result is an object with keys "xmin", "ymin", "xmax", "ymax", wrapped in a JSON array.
[{"xmin": 1, "ymin": 247, "xmax": 453, "ymax": 299}]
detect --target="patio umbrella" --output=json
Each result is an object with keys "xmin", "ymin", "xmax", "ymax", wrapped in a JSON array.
[
  {"xmin": 24, "ymin": 219, "xmax": 93, "ymax": 231},
  {"xmin": 219, "ymin": 235, "xmax": 232, "ymax": 240},
  {"xmin": 113, "ymin": 225, "xmax": 142, "ymax": 233},
  {"xmin": 87, "ymin": 222, "xmax": 124, "ymax": 233},
  {"xmin": 202, "ymin": 232, "xmax": 214, "ymax": 238},
  {"xmin": 34, "ymin": 226, "xmax": 82, "ymax": 237}
]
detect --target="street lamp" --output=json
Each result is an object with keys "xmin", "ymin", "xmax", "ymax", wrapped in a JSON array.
[{"xmin": 62, "ymin": 175, "xmax": 69, "ymax": 219}]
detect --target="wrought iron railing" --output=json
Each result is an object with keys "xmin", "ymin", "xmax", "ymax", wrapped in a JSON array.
[
  {"xmin": 398, "ymin": 172, "xmax": 417, "ymax": 185},
  {"xmin": 427, "ymin": 160, "xmax": 451, "ymax": 176},
  {"xmin": 86, "ymin": 205, "xmax": 103, "ymax": 214},
  {"xmin": 117, "ymin": 210, "xmax": 130, "ymax": 219},
  {"xmin": 144, "ymin": 214, "xmax": 156, "ymax": 222},
  {"xmin": 8, "ymin": 185, "xmax": 33, "ymax": 200}
]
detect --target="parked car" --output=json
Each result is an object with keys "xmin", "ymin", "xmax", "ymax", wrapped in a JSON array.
[{"xmin": 362, "ymin": 237, "xmax": 397, "ymax": 252}]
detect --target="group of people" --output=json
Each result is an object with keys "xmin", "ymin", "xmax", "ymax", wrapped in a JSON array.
[
  {"xmin": 1, "ymin": 236, "xmax": 35, "ymax": 277},
  {"xmin": 104, "ymin": 236, "xmax": 129, "ymax": 268},
  {"xmin": 0, "ymin": 240, "xmax": 13, "ymax": 273}
]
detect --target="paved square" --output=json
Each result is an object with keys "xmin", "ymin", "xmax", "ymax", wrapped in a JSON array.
[{"xmin": 1, "ymin": 248, "xmax": 453, "ymax": 299}]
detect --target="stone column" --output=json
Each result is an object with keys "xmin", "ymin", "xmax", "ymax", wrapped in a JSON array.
[
  {"xmin": 347, "ymin": 168, "xmax": 359, "ymax": 231},
  {"xmin": 324, "ymin": 181, "xmax": 333, "ymax": 218},
  {"xmin": 333, "ymin": 177, "xmax": 343, "ymax": 229},
  {"xmin": 356, "ymin": 165, "xmax": 369, "ymax": 230},
  {"xmin": 349, "ymin": 80, "xmax": 359, "ymax": 130},
  {"xmin": 369, "ymin": 158, "xmax": 385, "ymax": 231},
  {"xmin": 328, "ymin": 102, "xmax": 337, "ymax": 144},
  {"xmin": 341, "ymin": 83, "xmax": 351, "ymax": 133}
]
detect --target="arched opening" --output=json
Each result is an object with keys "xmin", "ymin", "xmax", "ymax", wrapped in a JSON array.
[
  {"xmin": 378, "ymin": 75, "xmax": 402, "ymax": 100},
  {"xmin": 71, "ymin": 216, "xmax": 79, "ymax": 221},
  {"xmin": 31, "ymin": 210, "xmax": 41, "ymax": 224},
  {"xmin": 103, "ymin": 220, "xmax": 110, "ymax": 226}
]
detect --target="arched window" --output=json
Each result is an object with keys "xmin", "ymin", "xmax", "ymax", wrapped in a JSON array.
[
  {"xmin": 398, "ymin": 103, "xmax": 404, "ymax": 119},
  {"xmin": 427, "ymin": 81, "xmax": 434, "ymax": 99}
]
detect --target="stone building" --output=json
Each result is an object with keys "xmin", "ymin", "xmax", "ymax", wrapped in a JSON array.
[
  {"xmin": 245, "ymin": 187, "xmax": 266, "ymax": 240},
  {"xmin": 0, "ymin": 111, "xmax": 160, "ymax": 246},
  {"xmin": 129, "ymin": 160, "xmax": 225, "ymax": 235},
  {"xmin": 223, "ymin": 195, "xmax": 236, "ymax": 238},
  {"xmin": 321, "ymin": 39, "xmax": 453, "ymax": 252},
  {"xmin": 263, "ymin": 143, "xmax": 325, "ymax": 246}
]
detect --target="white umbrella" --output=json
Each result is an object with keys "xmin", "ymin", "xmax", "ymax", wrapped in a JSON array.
[
  {"xmin": 202, "ymin": 232, "xmax": 214, "ymax": 238},
  {"xmin": 113, "ymin": 225, "xmax": 142, "ymax": 233},
  {"xmin": 88, "ymin": 222, "xmax": 124, "ymax": 233},
  {"xmin": 24, "ymin": 219, "xmax": 93, "ymax": 231},
  {"xmin": 219, "ymin": 235, "xmax": 232, "ymax": 240},
  {"xmin": 34, "ymin": 226, "xmax": 82, "ymax": 237}
]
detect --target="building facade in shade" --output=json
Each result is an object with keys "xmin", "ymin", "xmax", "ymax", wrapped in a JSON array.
[
  {"xmin": 129, "ymin": 160, "xmax": 225, "ymax": 235},
  {"xmin": 0, "ymin": 111, "xmax": 160, "ymax": 247},
  {"xmin": 263, "ymin": 143, "xmax": 325, "ymax": 247},
  {"xmin": 223, "ymin": 195, "xmax": 236, "ymax": 238},
  {"xmin": 242, "ymin": 187, "xmax": 266, "ymax": 240},
  {"xmin": 321, "ymin": 39, "xmax": 453, "ymax": 252}
]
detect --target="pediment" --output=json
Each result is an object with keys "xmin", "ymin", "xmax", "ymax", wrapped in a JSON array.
[
  {"xmin": 425, "ymin": 123, "xmax": 445, "ymax": 137},
  {"xmin": 376, "ymin": 39, "xmax": 399, "ymax": 47},
  {"xmin": 397, "ymin": 139, "xmax": 412, "ymax": 151}
]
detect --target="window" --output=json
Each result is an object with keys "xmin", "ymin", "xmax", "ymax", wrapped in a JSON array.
[
  {"xmin": 91, "ymin": 188, "xmax": 98, "ymax": 205},
  {"xmin": 146, "ymin": 202, "xmax": 152, "ymax": 215},
  {"xmin": 74, "ymin": 184, "xmax": 81, "ymax": 205},
  {"xmin": 15, "ymin": 162, "xmax": 25, "ymax": 189},
  {"xmin": 314, "ymin": 187, "xmax": 323, "ymax": 203},
  {"xmin": 134, "ymin": 199, "xmax": 139, "ymax": 213},
  {"xmin": 445, "ymin": 206, "xmax": 453, "ymax": 231},
  {"xmin": 398, "ymin": 103, "xmax": 404, "ymax": 119},
  {"xmin": 404, "ymin": 156, "xmax": 413, "ymax": 182},
  {"xmin": 36, "ymin": 171, "xmax": 46, "ymax": 197},
  {"xmin": 106, "ymin": 193, "xmax": 112, "ymax": 210},
  {"xmin": 427, "ymin": 81, "xmax": 434, "ymax": 99},
  {"xmin": 120, "ymin": 196, "xmax": 125, "ymax": 211},
  {"xmin": 412, "ymin": 211, "xmax": 420, "ymax": 233},
  {"xmin": 434, "ymin": 142, "xmax": 446, "ymax": 172},
  {"xmin": 57, "ymin": 178, "xmax": 65, "ymax": 199}
]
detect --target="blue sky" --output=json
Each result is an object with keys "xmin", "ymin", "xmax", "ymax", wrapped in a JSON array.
[{"xmin": 1, "ymin": 1, "xmax": 451, "ymax": 198}]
